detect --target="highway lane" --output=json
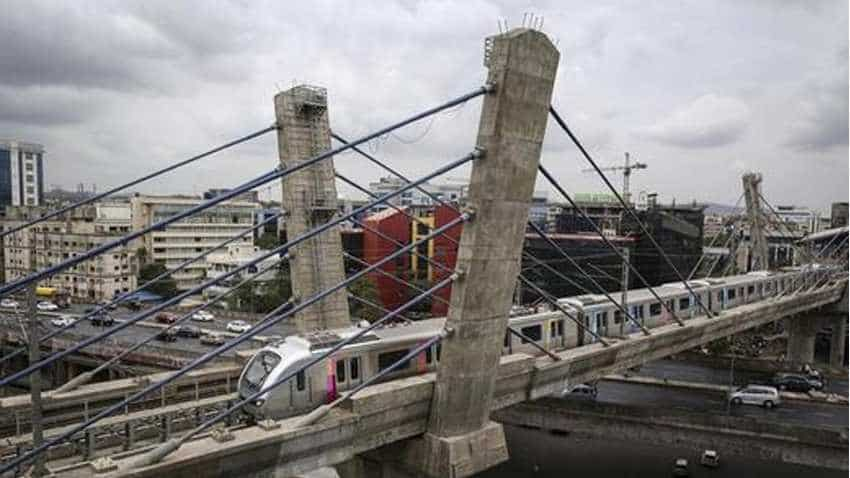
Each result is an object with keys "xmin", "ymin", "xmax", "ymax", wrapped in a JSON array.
[
  {"xmin": 592, "ymin": 380, "xmax": 848, "ymax": 430},
  {"xmin": 0, "ymin": 305, "xmax": 297, "ymax": 358},
  {"xmin": 634, "ymin": 358, "xmax": 849, "ymax": 396}
]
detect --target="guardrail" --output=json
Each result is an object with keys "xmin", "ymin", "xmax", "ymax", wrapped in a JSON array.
[{"xmin": 0, "ymin": 366, "xmax": 241, "ymax": 437}]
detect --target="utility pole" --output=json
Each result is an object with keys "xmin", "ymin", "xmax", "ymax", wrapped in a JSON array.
[
  {"xmin": 28, "ymin": 227, "xmax": 46, "ymax": 477},
  {"xmin": 619, "ymin": 247, "xmax": 629, "ymax": 337}
]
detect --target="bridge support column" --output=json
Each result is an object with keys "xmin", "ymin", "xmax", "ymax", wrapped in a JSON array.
[
  {"xmin": 275, "ymin": 85, "xmax": 351, "ymax": 333},
  {"xmin": 786, "ymin": 315, "xmax": 818, "ymax": 365},
  {"xmin": 369, "ymin": 28, "xmax": 559, "ymax": 478},
  {"xmin": 829, "ymin": 315, "xmax": 847, "ymax": 369}
]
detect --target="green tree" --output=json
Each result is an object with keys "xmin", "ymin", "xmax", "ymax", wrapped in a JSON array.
[
  {"xmin": 256, "ymin": 231, "xmax": 281, "ymax": 250},
  {"xmin": 226, "ymin": 265, "xmax": 292, "ymax": 314},
  {"xmin": 348, "ymin": 276, "xmax": 382, "ymax": 322},
  {"xmin": 138, "ymin": 262, "xmax": 178, "ymax": 298}
]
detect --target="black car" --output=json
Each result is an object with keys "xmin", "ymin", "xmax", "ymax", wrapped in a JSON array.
[
  {"xmin": 174, "ymin": 325, "xmax": 201, "ymax": 338},
  {"xmin": 772, "ymin": 373, "xmax": 822, "ymax": 392},
  {"xmin": 155, "ymin": 329, "xmax": 178, "ymax": 342},
  {"xmin": 90, "ymin": 313, "xmax": 115, "ymax": 327}
]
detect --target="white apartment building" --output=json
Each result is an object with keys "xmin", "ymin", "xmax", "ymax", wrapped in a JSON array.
[
  {"xmin": 0, "ymin": 140, "xmax": 45, "ymax": 207},
  {"xmin": 131, "ymin": 195, "xmax": 259, "ymax": 290},
  {"xmin": 368, "ymin": 176, "xmax": 467, "ymax": 210},
  {"xmin": 204, "ymin": 244, "xmax": 281, "ymax": 298},
  {"xmin": 2, "ymin": 202, "xmax": 137, "ymax": 302}
]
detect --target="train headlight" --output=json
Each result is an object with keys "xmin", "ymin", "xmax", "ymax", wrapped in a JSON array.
[{"xmin": 254, "ymin": 399, "xmax": 266, "ymax": 407}]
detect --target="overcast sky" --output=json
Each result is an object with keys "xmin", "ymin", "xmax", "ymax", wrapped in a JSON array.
[{"xmin": 1, "ymin": 1, "xmax": 847, "ymax": 212}]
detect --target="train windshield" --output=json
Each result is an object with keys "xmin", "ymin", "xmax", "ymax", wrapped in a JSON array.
[{"xmin": 243, "ymin": 351, "xmax": 282, "ymax": 389}]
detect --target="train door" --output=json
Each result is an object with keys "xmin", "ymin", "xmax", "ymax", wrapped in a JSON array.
[
  {"xmin": 291, "ymin": 365, "xmax": 312, "ymax": 410},
  {"xmin": 549, "ymin": 319, "xmax": 565, "ymax": 348},
  {"xmin": 595, "ymin": 311, "xmax": 609, "ymax": 337},
  {"xmin": 332, "ymin": 357, "xmax": 363, "ymax": 397}
]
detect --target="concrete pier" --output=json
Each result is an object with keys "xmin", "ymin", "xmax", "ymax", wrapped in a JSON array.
[{"xmin": 275, "ymin": 85, "xmax": 351, "ymax": 332}]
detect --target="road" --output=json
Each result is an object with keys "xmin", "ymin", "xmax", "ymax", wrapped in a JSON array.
[
  {"xmin": 634, "ymin": 358, "xmax": 849, "ymax": 396},
  {"xmin": 0, "ymin": 303, "xmax": 297, "ymax": 359},
  {"xmin": 593, "ymin": 378, "xmax": 847, "ymax": 430}
]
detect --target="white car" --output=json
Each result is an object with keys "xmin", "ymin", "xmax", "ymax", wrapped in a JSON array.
[
  {"xmin": 0, "ymin": 299, "xmax": 19, "ymax": 309},
  {"xmin": 729, "ymin": 384, "xmax": 781, "ymax": 408},
  {"xmin": 226, "ymin": 320, "xmax": 251, "ymax": 333},
  {"xmin": 191, "ymin": 310, "xmax": 215, "ymax": 322},
  {"xmin": 36, "ymin": 301, "xmax": 59, "ymax": 312},
  {"xmin": 51, "ymin": 316, "xmax": 76, "ymax": 328}
]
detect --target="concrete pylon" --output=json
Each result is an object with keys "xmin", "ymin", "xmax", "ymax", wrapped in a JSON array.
[
  {"xmin": 385, "ymin": 29, "xmax": 559, "ymax": 478},
  {"xmin": 742, "ymin": 173, "xmax": 770, "ymax": 271},
  {"xmin": 275, "ymin": 85, "xmax": 351, "ymax": 333}
]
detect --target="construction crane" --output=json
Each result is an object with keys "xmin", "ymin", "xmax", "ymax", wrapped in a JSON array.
[{"xmin": 582, "ymin": 152, "xmax": 647, "ymax": 205}]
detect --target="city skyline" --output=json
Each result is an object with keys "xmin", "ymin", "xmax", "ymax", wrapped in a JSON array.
[{"xmin": 0, "ymin": 1, "xmax": 847, "ymax": 211}]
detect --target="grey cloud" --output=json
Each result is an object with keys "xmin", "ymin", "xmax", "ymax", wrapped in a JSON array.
[
  {"xmin": 784, "ymin": 72, "xmax": 849, "ymax": 153},
  {"xmin": 637, "ymin": 94, "xmax": 750, "ymax": 149},
  {"xmin": 0, "ymin": 86, "xmax": 99, "ymax": 125}
]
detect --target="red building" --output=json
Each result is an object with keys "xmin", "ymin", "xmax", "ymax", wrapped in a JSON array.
[
  {"xmin": 362, "ymin": 208, "xmax": 411, "ymax": 311},
  {"xmin": 429, "ymin": 205, "xmax": 463, "ymax": 316}
]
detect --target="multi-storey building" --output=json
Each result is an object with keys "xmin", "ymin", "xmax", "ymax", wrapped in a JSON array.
[
  {"xmin": 130, "ymin": 195, "xmax": 259, "ymax": 290},
  {"xmin": 2, "ymin": 202, "xmax": 136, "ymax": 302},
  {"xmin": 0, "ymin": 140, "xmax": 45, "ymax": 207}
]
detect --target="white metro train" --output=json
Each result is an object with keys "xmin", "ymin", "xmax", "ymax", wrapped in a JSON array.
[{"xmin": 238, "ymin": 267, "xmax": 829, "ymax": 420}]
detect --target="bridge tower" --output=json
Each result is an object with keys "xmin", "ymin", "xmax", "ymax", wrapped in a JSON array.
[
  {"xmin": 348, "ymin": 29, "xmax": 559, "ymax": 478},
  {"xmin": 742, "ymin": 172, "xmax": 770, "ymax": 271},
  {"xmin": 275, "ymin": 85, "xmax": 351, "ymax": 332}
]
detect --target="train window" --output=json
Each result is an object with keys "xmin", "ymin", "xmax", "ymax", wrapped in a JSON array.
[
  {"xmin": 296, "ymin": 371, "xmax": 306, "ymax": 391},
  {"xmin": 336, "ymin": 360, "xmax": 346, "ymax": 383},
  {"xmin": 504, "ymin": 331, "xmax": 510, "ymax": 347},
  {"xmin": 613, "ymin": 310, "xmax": 622, "ymax": 324},
  {"xmin": 426, "ymin": 346, "xmax": 433, "ymax": 363},
  {"xmin": 521, "ymin": 324, "xmax": 542, "ymax": 343},
  {"xmin": 678, "ymin": 297, "xmax": 690, "ymax": 310},
  {"xmin": 436, "ymin": 343, "xmax": 441, "ymax": 361},
  {"xmin": 649, "ymin": 303, "xmax": 662, "ymax": 316},
  {"xmin": 557, "ymin": 320, "xmax": 564, "ymax": 336},
  {"xmin": 747, "ymin": 285, "xmax": 755, "ymax": 295},
  {"xmin": 550, "ymin": 322, "xmax": 557, "ymax": 338},
  {"xmin": 728, "ymin": 289, "xmax": 736, "ymax": 299},
  {"xmin": 378, "ymin": 349, "xmax": 411, "ymax": 372},
  {"xmin": 716, "ymin": 292, "xmax": 723, "ymax": 301},
  {"xmin": 635, "ymin": 305, "xmax": 645, "ymax": 319},
  {"xmin": 350, "ymin": 357, "xmax": 360, "ymax": 380}
]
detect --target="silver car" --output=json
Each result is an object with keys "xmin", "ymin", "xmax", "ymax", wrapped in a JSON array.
[{"xmin": 729, "ymin": 385, "xmax": 781, "ymax": 408}]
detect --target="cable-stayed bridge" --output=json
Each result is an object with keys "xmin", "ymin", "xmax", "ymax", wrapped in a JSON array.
[{"xmin": 0, "ymin": 28, "xmax": 846, "ymax": 478}]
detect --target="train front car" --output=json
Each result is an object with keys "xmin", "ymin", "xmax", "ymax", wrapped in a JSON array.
[{"xmin": 238, "ymin": 338, "xmax": 312, "ymax": 421}]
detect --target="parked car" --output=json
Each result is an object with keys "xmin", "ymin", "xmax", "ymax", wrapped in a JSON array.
[
  {"xmin": 51, "ymin": 316, "xmax": 77, "ymax": 328},
  {"xmin": 97, "ymin": 300, "xmax": 118, "ymax": 311},
  {"xmin": 124, "ymin": 300, "xmax": 144, "ymax": 311},
  {"xmin": 191, "ymin": 310, "xmax": 215, "ymax": 322},
  {"xmin": 156, "ymin": 312, "xmax": 179, "ymax": 324},
  {"xmin": 0, "ymin": 298, "xmax": 20, "ymax": 309},
  {"xmin": 772, "ymin": 373, "xmax": 823, "ymax": 392},
  {"xmin": 560, "ymin": 383, "xmax": 598, "ymax": 400},
  {"xmin": 90, "ymin": 312, "xmax": 115, "ymax": 327},
  {"xmin": 200, "ymin": 332, "xmax": 226, "ymax": 345},
  {"xmin": 175, "ymin": 325, "xmax": 202, "ymax": 338},
  {"xmin": 729, "ymin": 385, "xmax": 781, "ymax": 408},
  {"xmin": 226, "ymin": 320, "xmax": 251, "ymax": 333},
  {"xmin": 672, "ymin": 458, "xmax": 690, "ymax": 477},
  {"xmin": 36, "ymin": 301, "xmax": 59, "ymax": 312},
  {"xmin": 700, "ymin": 450, "xmax": 720, "ymax": 468},
  {"xmin": 155, "ymin": 329, "xmax": 178, "ymax": 342}
]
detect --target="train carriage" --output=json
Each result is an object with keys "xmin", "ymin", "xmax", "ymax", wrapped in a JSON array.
[{"xmin": 239, "ymin": 269, "xmax": 821, "ymax": 420}]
